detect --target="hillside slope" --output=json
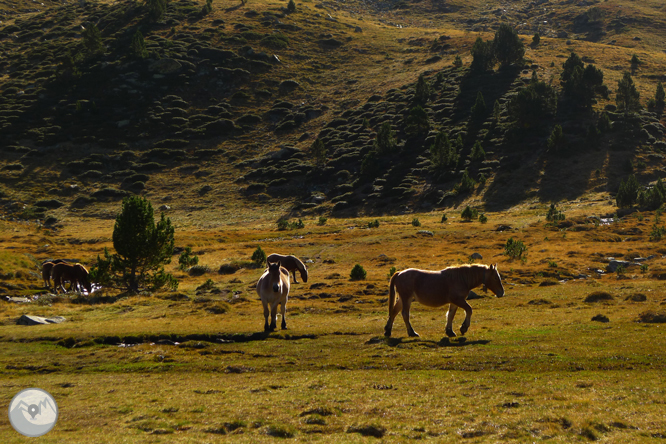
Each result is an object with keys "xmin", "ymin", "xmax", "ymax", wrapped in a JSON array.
[{"xmin": 1, "ymin": 0, "xmax": 665, "ymax": 225}]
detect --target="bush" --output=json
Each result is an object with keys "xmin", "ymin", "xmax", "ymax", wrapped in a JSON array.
[
  {"xmin": 374, "ymin": 122, "xmax": 397, "ymax": 153},
  {"xmin": 368, "ymin": 219, "xmax": 380, "ymax": 228},
  {"xmin": 616, "ymin": 72, "xmax": 641, "ymax": 115},
  {"xmin": 277, "ymin": 219, "xmax": 304, "ymax": 230},
  {"xmin": 479, "ymin": 213, "xmax": 488, "ymax": 223},
  {"xmin": 505, "ymin": 238, "xmax": 527, "ymax": 259},
  {"xmin": 130, "ymin": 30, "xmax": 148, "ymax": 59},
  {"xmin": 414, "ymin": 73, "xmax": 431, "ymax": 103},
  {"xmin": 546, "ymin": 203, "xmax": 565, "ymax": 222},
  {"xmin": 547, "ymin": 125, "xmax": 566, "ymax": 151},
  {"xmin": 145, "ymin": 0, "xmax": 167, "ymax": 21},
  {"xmin": 201, "ymin": 0, "xmax": 213, "ymax": 15},
  {"xmin": 471, "ymin": 91, "xmax": 486, "ymax": 121},
  {"xmin": 457, "ymin": 168, "xmax": 476, "ymax": 194},
  {"xmin": 461, "ymin": 206, "xmax": 478, "ymax": 221},
  {"xmin": 430, "ymin": 131, "xmax": 458, "ymax": 170},
  {"xmin": 350, "ymin": 264, "xmax": 367, "ymax": 280},
  {"xmin": 405, "ymin": 105, "xmax": 430, "ymax": 136},
  {"xmin": 411, "ymin": 218, "xmax": 421, "ymax": 227},
  {"xmin": 508, "ymin": 80, "xmax": 558, "ymax": 128},
  {"xmin": 639, "ymin": 179, "xmax": 666, "ymax": 210},
  {"xmin": 655, "ymin": 82, "xmax": 665, "ymax": 113},
  {"xmin": 441, "ymin": 213, "xmax": 448, "ymax": 223},
  {"xmin": 317, "ymin": 216, "xmax": 328, "ymax": 226},
  {"xmin": 252, "ymin": 246, "xmax": 267, "ymax": 267},
  {"xmin": 493, "ymin": 23, "xmax": 524, "ymax": 68},
  {"xmin": 286, "ymin": 0, "xmax": 295, "ymax": 13},
  {"xmin": 179, "ymin": 246, "xmax": 199, "ymax": 270},
  {"xmin": 388, "ymin": 266, "xmax": 397, "ymax": 278},
  {"xmin": 470, "ymin": 140, "xmax": 485, "ymax": 161},
  {"xmin": 311, "ymin": 139, "xmax": 326, "ymax": 167},
  {"xmin": 532, "ymin": 33, "xmax": 540, "ymax": 46},
  {"xmin": 453, "ymin": 55, "xmax": 463, "ymax": 68},
  {"xmin": 470, "ymin": 37, "xmax": 495, "ymax": 72},
  {"xmin": 82, "ymin": 23, "xmax": 104, "ymax": 54},
  {"xmin": 616, "ymin": 174, "xmax": 640, "ymax": 208}
]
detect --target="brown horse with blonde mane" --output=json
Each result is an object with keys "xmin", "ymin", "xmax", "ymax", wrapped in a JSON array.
[
  {"xmin": 51, "ymin": 262, "xmax": 92, "ymax": 294},
  {"xmin": 266, "ymin": 253, "xmax": 308, "ymax": 284},
  {"xmin": 384, "ymin": 264, "xmax": 504, "ymax": 338},
  {"xmin": 256, "ymin": 259, "xmax": 291, "ymax": 331}
]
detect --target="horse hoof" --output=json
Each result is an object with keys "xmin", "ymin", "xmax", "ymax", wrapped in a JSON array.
[
  {"xmin": 408, "ymin": 332, "xmax": 420, "ymax": 337},
  {"xmin": 445, "ymin": 329, "xmax": 456, "ymax": 338}
]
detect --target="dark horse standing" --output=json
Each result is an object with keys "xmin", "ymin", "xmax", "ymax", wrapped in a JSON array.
[{"xmin": 51, "ymin": 262, "xmax": 92, "ymax": 294}]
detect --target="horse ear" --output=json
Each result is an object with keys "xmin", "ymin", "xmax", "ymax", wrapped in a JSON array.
[{"xmin": 276, "ymin": 260, "xmax": 281, "ymax": 268}]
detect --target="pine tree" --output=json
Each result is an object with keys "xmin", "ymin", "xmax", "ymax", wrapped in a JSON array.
[
  {"xmin": 311, "ymin": 138, "xmax": 326, "ymax": 167},
  {"xmin": 405, "ymin": 105, "xmax": 430, "ymax": 136},
  {"xmin": 145, "ymin": 0, "xmax": 167, "ymax": 21},
  {"xmin": 82, "ymin": 24, "xmax": 104, "ymax": 54},
  {"xmin": 414, "ymin": 73, "xmax": 431, "ymax": 103},
  {"xmin": 471, "ymin": 91, "xmax": 486, "ymax": 121},
  {"xmin": 130, "ymin": 30, "xmax": 148, "ymax": 59},
  {"xmin": 616, "ymin": 72, "xmax": 641, "ymax": 115},
  {"xmin": 493, "ymin": 23, "xmax": 524, "ymax": 68},
  {"xmin": 655, "ymin": 82, "xmax": 665, "ymax": 112},
  {"xmin": 109, "ymin": 196, "xmax": 176, "ymax": 292},
  {"xmin": 630, "ymin": 54, "xmax": 640, "ymax": 75},
  {"xmin": 374, "ymin": 122, "xmax": 397, "ymax": 153},
  {"xmin": 470, "ymin": 37, "xmax": 495, "ymax": 72},
  {"xmin": 470, "ymin": 140, "xmax": 485, "ymax": 161},
  {"xmin": 287, "ymin": 0, "xmax": 296, "ymax": 13}
]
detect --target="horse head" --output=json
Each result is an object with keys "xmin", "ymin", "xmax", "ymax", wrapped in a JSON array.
[
  {"xmin": 300, "ymin": 265, "xmax": 308, "ymax": 283},
  {"xmin": 267, "ymin": 260, "xmax": 282, "ymax": 293},
  {"xmin": 486, "ymin": 264, "xmax": 504, "ymax": 297}
]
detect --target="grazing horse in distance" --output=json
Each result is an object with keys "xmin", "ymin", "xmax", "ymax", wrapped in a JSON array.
[
  {"xmin": 256, "ymin": 260, "xmax": 291, "ymax": 332},
  {"xmin": 266, "ymin": 253, "xmax": 308, "ymax": 284},
  {"xmin": 384, "ymin": 264, "xmax": 504, "ymax": 338},
  {"xmin": 41, "ymin": 259, "xmax": 69, "ymax": 288},
  {"xmin": 51, "ymin": 262, "xmax": 92, "ymax": 294}
]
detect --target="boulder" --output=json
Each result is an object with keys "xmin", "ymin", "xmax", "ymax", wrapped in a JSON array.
[
  {"xmin": 470, "ymin": 252, "xmax": 483, "ymax": 260},
  {"xmin": 17, "ymin": 315, "xmax": 66, "ymax": 325},
  {"xmin": 606, "ymin": 259, "xmax": 632, "ymax": 273}
]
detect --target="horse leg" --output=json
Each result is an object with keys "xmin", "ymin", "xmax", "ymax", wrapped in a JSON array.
[
  {"xmin": 292, "ymin": 270, "xmax": 298, "ymax": 284},
  {"xmin": 445, "ymin": 304, "xmax": 458, "ymax": 337},
  {"xmin": 280, "ymin": 300, "xmax": 287, "ymax": 330},
  {"xmin": 262, "ymin": 300, "xmax": 270, "ymax": 332},
  {"xmin": 269, "ymin": 302, "xmax": 278, "ymax": 331},
  {"xmin": 384, "ymin": 296, "xmax": 403, "ymax": 337},
  {"xmin": 458, "ymin": 300, "xmax": 473, "ymax": 336},
  {"xmin": 401, "ymin": 296, "xmax": 419, "ymax": 337}
]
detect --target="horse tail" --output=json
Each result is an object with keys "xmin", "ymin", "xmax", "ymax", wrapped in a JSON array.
[{"xmin": 388, "ymin": 271, "xmax": 399, "ymax": 313}]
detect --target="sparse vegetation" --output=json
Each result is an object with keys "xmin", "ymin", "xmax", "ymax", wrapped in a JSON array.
[{"xmin": 504, "ymin": 237, "xmax": 527, "ymax": 259}]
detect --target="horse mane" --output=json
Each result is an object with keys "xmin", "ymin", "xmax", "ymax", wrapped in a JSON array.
[
  {"xmin": 76, "ymin": 263, "xmax": 89, "ymax": 273},
  {"xmin": 443, "ymin": 264, "xmax": 488, "ymax": 288}
]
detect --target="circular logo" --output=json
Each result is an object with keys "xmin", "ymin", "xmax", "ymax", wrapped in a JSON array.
[{"xmin": 8, "ymin": 388, "xmax": 58, "ymax": 437}]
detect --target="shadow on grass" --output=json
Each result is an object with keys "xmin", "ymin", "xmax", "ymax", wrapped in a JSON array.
[{"xmin": 367, "ymin": 336, "xmax": 490, "ymax": 347}]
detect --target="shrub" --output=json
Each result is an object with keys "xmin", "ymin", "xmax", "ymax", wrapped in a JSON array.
[
  {"xmin": 547, "ymin": 125, "xmax": 566, "ymax": 151},
  {"xmin": 457, "ymin": 168, "xmax": 476, "ymax": 194},
  {"xmin": 317, "ymin": 216, "xmax": 328, "ymax": 226},
  {"xmin": 532, "ymin": 33, "xmax": 540, "ymax": 46},
  {"xmin": 493, "ymin": 23, "xmax": 524, "ymax": 68},
  {"xmin": 616, "ymin": 174, "xmax": 640, "ymax": 208},
  {"xmin": 388, "ymin": 266, "xmax": 397, "ymax": 278},
  {"xmin": 616, "ymin": 72, "xmax": 641, "ymax": 115},
  {"xmin": 252, "ymin": 246, "xmax": 267, "ymax": 267},
  {"xmin": 654, "ymin": 82, "xmax": 665, "ymax": 113},
  {"xmin": 405, "ymin": 105, "xmax": 430, "ymax": 136},
  {"xmin": 311, "ymin": 139, "xmax": 326, "ymax": 167},
  {"xmin": 414, "ymin": 73, "xmax": 431, "ymax": 103},
  {"xmin": 368, "ymin": 219, "xmax": 380, "ymax": 228},
  {"xmin": 546, "ymin": 203, "xmax": 565, "ymax": 222},
  {"xmin": 639, "ymin": 179, "xmax": 666, "ymax": 210},
  {"xmin": 505, "ymin": 238, "xmax": 527, "ymax": 259},
  {"xmin": 201, "ymin": 0, "xmax": 213, "ymax": 15},
  {"xmin": 374, "ymin": 122, "xmax": 397, "ymax": 153},
  {"xmin": 350, "ymin": 264, "xmax": 367, "ymax": 280},
  {"xmin": 145, "ymin": 0, "xmax": 167, "ymax": 21},
  {"xmin": 453, "ymin": 55, "xmax": 463, "ymax": 68},
  {"xmin": 277, "ymin": 219, "xmax": 305, "ymax": 230},
  {"xmin": 470, "ymin": 140, "xmax": 485, "ymax": 161},
  {"xmin": 441, "ymin": 213, "xmax": 448, "ymax": 223},
  {"xmin": 130, "ymin": 30, "xmax": 148, "ymax": 59},
  {"xmin": 471, "ymin": 91, "xmax": 486, "ymax": 121},
  {"xmin": 461, "ymin": 206, "xmax": 478, "ymax": 221},
  {"xmin": 286, "ymin": 0, "xmax": 295, "ymax": 13},
  {"xmin": 178, "ymin": 246, "xmax": 199, "ymax": 270},
  {"xmin": 560, "ymin": 52, "xmax": 607, "ymax": 109},
  {"xmin": 430, "ymin": 131, "xmax": 458, "ymax": 170},
  {"xmin": 82, "ymin": 23, "xmax": 104, "ymax": 54},
  {"xmin": 630, "ymin": 54, "xmax": 640, "ymax": 74},
  {"xmin": 188, "ymin": 265, "xmax": 209, "ymax": 276},
  {"xmin": 507, "ymin": 80, "xmax": 557, "ymax": 128},
  {"xmin": 470, "ymin": 36, "xmax": 495, "ymax": 72},
  {"xmin": 479, "ymin": 213, "xmax": 488, "ymax": 223},
  {"xmin": 411, "ymin": 218, "xmax": 421, "ymax": 227}
]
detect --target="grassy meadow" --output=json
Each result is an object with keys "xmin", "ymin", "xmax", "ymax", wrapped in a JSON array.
[{"xmin": 1, "ymin": 203, "xmax": 666, "ymax": 442}]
